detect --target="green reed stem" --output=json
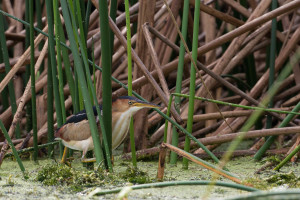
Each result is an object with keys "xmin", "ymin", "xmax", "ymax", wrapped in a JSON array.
[
  {"xmin": 0, "ymin": 120, "xmax": 25, "ymax": 172},
  {"xmin": 35, "ymin": 0, "xmax": 44, "ymax": 51},
  {"xmin": 53, "ymin": 0, "xmax": 67, "ymax": 123},
  {"xmin": 266, "ymin": 0, "xmax": 277, "ymax": 131},
  {"xmin": 0, "ymin": 51, "xmax": 9, "ymax": 110},
  {"xmin": 5, "ymin": 141, "xmax": 59, "ymax": 158},
  {"xmin": 274, "ymin": 145, "xmax": 300, "ymax": 171},
  {"xmin": 0, "ymin": 15, "xmax": 21, "ymax": 139},
  {"xmin": 183, "ymin": 0, "xmax": 200, "ymax": 169},
  {"xmin": 170, "ymin": 0, "xmax": 189, "ymax": 165},
  {"xmin": 124, "ymin": 0, "xmax": 137, "ymax": 167},
  {"xmin": 99, "ymin": 0, "xmax": 113, "ymax": 155},
  {"xmin": 74, "ymin": 0, "xmax": 112, "ymax": 171},
  {"xmin": 228, "ymin": 189, "xmax": 300, "ymax": 200},
  {"xmin": 254, "ymin": 101, "xmax": 300, "ymax": 161},
  {"xmin": 92, "ymin": 180, "xmax": 258, "ymax": 196},
  {"xmin": 254, "ymin": 0, "xmax": 278, "ymax": 160},
  {"xmin": 47, "ymin": 57, "xmax": 54, "ymax": 157},
  {"xmin": 45, "ymin": 0, "xmax": 64, "ymax": 157},
  {"xmin": 73, "ymin": 0, "xmax": 94, "ymax": 103},
  {"xmin": 61, "ymin": 0, "xmax": 106, "ymax": 167},
  {"xmin": 110, "ymin": 0, "xmax": 117, "ymax": 57},
  {"xmin": 24, "ymin": 0, "xmax": 32, "ymax": 134},
  {"xmin": 29, "ymin": 0, "xmax": 38, "ymax": 162},
  {"xmin": 164, "ymin": 94, "xmax": 223, "ymax": 167},
  {"xmin": 57, "ymin": 16, "xmax": 76, "ymax": 106},
  {"xmin": 84, "ymin": 0, "xmax": 92, "ymax": 40}
]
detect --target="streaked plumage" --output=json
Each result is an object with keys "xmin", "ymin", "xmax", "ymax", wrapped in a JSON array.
[{"xmin": 55, "ymin": 96, "xmax": 160, "ymax": 161}]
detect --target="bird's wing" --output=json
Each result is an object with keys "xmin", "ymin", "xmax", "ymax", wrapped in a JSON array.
[
  {"xmin": 58, "ymin": 120, "xmax": 92, "ymax": 141},
  {"xmin": 64, "ymin": 105, "xmax": 102, "ymax": 124},
  {"xmin": 55, "ymin": 105, "xmax": 102, "ymax": 141}
]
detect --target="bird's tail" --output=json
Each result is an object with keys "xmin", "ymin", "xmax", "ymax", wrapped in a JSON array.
[{"xmin": 54, "ymin": 125, "xmax": 66, "ymax": 139}]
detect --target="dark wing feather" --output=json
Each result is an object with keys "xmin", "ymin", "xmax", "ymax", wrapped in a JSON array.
[{"xmin": 56, "ymin": 105, "xmax": 102, "ymax": 132}]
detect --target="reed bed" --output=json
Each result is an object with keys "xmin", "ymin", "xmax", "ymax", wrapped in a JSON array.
[{"xmin": 0, "ymin": 0, "xmax": 300, "ymax": 189}]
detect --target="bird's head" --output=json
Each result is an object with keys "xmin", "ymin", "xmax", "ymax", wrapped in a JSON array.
[{"xmin": 112, "ymin": 96, "xmax": 160, "ymax": 114}]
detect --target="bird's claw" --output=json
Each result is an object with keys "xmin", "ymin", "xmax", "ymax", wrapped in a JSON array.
[{"xmin": 81, "ymin": 158, "xmax": 96, "ymax": 163}]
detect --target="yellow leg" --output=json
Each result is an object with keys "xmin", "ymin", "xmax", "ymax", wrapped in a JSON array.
[
  {"xmin": 81, "ymin": 157, "xmax": 96, "ymax": 163},
  {"xmin": 61, "ymin": 147, "xmax": 68, "ymax": 163}
]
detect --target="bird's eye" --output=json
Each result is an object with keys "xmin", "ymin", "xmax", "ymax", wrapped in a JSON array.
[{"xmin": 128, "ymin": 101, "xmax": 133, "ymax": 105}]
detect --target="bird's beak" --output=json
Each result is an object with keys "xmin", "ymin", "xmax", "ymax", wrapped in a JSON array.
[{"xmin": 133, "ymin": 102, "xmax": 160, "ymax": 109}]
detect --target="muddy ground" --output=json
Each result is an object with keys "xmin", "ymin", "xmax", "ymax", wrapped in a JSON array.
[{"xmin": 0, "ymin": 151, "xmax": 299, "ymax": 200}]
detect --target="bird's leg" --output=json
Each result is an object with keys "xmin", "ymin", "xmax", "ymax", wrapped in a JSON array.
[
  {"xmin": 81, "ymin": 149, "xmax": 96, "ymax": 163},
  {"xmin": 60, "ymin": 147, "xmax": 73, "ymax": 167},
  {"xmin": 61, "ymin": 147, "xmax": 68, "ymax": 163}
]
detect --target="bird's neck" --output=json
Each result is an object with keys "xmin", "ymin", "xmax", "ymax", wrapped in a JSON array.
[{"xmin": 111, "ymin": 107, "xmax": 143, "ymax": 149}]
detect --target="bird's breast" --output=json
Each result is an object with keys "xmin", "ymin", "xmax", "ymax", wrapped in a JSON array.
[{"xmin": 112, "ymin": 110, "xmax": 134, "ymax": 149}]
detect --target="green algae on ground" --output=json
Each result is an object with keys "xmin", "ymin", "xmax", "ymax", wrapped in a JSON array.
[
  {"xmin": 35, "ymin": 162, "xmax": 152, "ymax": 192},
  {"xmin": 1, "ymin": 156, "xmax": 299, "ymax": 199},
  {"xmin": 262, "ymin": 155, "xmax": 282, "ymax": 164},
  {"xmin": 36, "ymin": 163, "xmax": 112, "ymax": 190},
  {"xmin": 266, "ymin": 171, "xmax": 300, "ymax": 187},
  {"xmin": 228, "ymin": 156, "xmax": 300, "ymax": 190},
  {"xmin": 243, "ymin": 177, "xmax": 270, "ymax": 190},
  {"xmin": 120, "ymin": 165, "xmax": 151, "ymax": 184}
]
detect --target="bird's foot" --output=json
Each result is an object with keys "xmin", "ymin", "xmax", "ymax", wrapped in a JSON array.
[
  {"xmin": 60, "ymin": 157, "xmax": 74, "ymax": 167},
  {"xmin": 64, "ymin": 161, "xmax": 72, "ymax": 167},
  {"xmin": 66, "ymin": 157, "xmax": 75, "ymax": 161},
  {"xmin": 81, "ymin": 157, "xmax": 96, "ymax": 163},
  {"xmin": 60, "ymin": 159, "xmax": 72, "ymax": 167}
]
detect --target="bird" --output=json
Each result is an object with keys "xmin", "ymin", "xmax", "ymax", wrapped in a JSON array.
[{"xmin": 55, "ymin": 96, "xmax": 160, "ymax": 162}]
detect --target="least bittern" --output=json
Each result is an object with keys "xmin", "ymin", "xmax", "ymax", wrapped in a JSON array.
[{"xmin": 55, "ymin": 96, "xmax": 160, "ymax": 162}]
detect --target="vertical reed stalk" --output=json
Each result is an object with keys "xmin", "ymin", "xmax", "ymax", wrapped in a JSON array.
[
  {"xmin": 73, "ymin": 0, "xmax": 93, "ymax": 167},
  {"xmin": 47, "ymin": 57, "xmax": 54, "ymax": 157},
  {"xmin": 53, "ymin": 0, "xmax": 67, "ymax": 123},
  {"xmin": 183, "ymin": 0, "xmax": 200, "ymax": 169},
  {"xmin": 124, "ymin": 0, "xmax": 137, "ymax": 167},
  {"xmin": 25, "ymin": 0, "xmax": 32, "ymax": 134},
  {"xmin": 70, "ymin": 0, "xmax": 112, "ymax": 170},
  {"xmin": 56, "ymin": 19, "xmax": 76, "ymax": 107},
  {"xmin": 0, "ymin": 54, "xmax": 9, "ymax": 111},
  {"xmin": 45, "ymin": 0, "xmax": 64, "ymax": 157},
  {"xmin": 29, "ymin": 0, "xmax": 38, "ymax": 162},
  {"xmin": 266, "ymin": 0, "xmax": 277, "ymax": 130},
  {"xmin": 84, "ymin": 0, "xmax": 92, "ymax": 40},
  {"xmin": 35, "ymin": 0, "xmax": 44, "ymax": 52},
  {"xmin": 254, "ymin": 0, "xmax": 278, "ymax": 160},
  {"xmin": 170, "ymin": 0, "xmax": 189, "ymax": 165},
  {"xmin": 110, "ymin": 0, "xmax": 117, "ymax": 57},
  {"xmin": 168, "ymin": 93, "xmax": 228, "ymax": 166},
  {"xmin": 99, "ymin": 0, "xmax": 113, "ymax": 153},
  {"xmin": 61, "ymin": 0, "xmax": 106, "ymax": 166},
  {"xmin": 0, "ymin": 15, "xmax": 21, "ymax": 139}
]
